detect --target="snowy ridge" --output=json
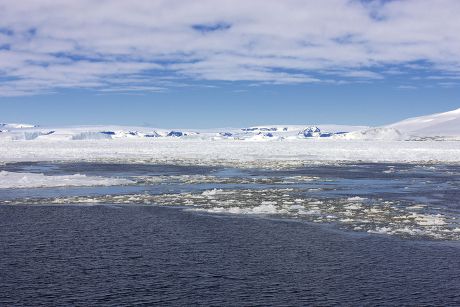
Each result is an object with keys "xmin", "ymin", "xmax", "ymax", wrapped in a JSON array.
[
  {"xmin": 386, "ymin": 108, "xmax": 460, "ymax": 138},
  {"xmin": 328, "ymin": 108, "xmax": 460, "ymax": 140}
]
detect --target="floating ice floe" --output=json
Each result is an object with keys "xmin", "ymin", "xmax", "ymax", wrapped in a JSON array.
[{"xmin": 0, "ymin": 171, "xmax": 133, "ymax": 189}]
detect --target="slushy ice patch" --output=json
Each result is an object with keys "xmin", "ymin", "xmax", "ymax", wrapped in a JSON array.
[{"xmin": 3, "ymin": 188, "xmax": 459, "ymax": 240}]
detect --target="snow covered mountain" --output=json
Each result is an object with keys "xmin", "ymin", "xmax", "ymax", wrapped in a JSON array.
[
  {"xmin": 0, "ymin": 108, "xmax": 458, "ymax": 141},
  {"xmin": 386, "ymin": 108, "xmax": 460, "ymax": 138},
  {"xmin": 333, "ymin": 107, "xmax": 460, "ymax": 140}
]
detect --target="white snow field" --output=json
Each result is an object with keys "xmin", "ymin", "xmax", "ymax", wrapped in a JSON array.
[
  {"xmin": 0, "ymin": 171, "xmax": 133, "ymax": 189},
  {"xmin": 0, "ymin": 138, "xmax": 459, "ymax": 166},
  {"xmin": 0, "ymin": 109, "xmax": 459, "ymax": 165}
]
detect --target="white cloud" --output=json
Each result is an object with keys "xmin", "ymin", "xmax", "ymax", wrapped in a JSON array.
[
  {"xmin": 0, "ymin": 0, "xmax": 460, "ymax": 95},
  {"xmin": 341, "ymin": 70, "xmax": 384, "ymax": 79},
  {"xmin": 397, "ymin": 85, "xmax": 417, "ymax": 90}
]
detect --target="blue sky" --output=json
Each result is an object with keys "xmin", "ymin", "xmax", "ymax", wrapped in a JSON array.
[{"xmin": 0, "ymin": 0, "xmax": 459, "ymax": 127}]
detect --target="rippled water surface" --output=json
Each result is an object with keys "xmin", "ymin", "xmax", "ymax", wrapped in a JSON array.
[{"xmin": 1, "ymin": 162, "xmax": 460, "ymax": 305}]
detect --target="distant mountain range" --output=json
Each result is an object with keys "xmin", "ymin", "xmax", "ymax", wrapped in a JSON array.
[{"xmin": 1, "ymin": 108, "xmax": 459, "ymax": 141}]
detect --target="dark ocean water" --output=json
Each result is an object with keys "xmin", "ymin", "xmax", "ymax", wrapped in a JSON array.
[
  {"xmin": 1, "ymin": 204, "xmax": 459, "ymax": 306},
  {"xmin": 1, "ymin": 162, "xmax": 460, "ymax": 305}
]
